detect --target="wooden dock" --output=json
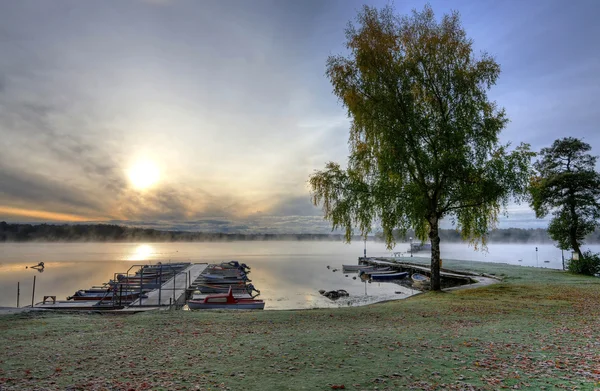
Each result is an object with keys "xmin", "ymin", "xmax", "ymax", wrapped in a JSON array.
[
  {"xmin": 359, "ymin": 256, "xmax": 476, "ymax": 284},
  {"xmin": 128, "ymin": 263, "xmax": 208, "ymax": 307}
]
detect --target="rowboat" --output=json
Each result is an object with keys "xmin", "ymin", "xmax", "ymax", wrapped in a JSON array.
[
  {"xmin": 187, "ymin": 287, "xmax": 264, "ymax": 310},
  {"xmin": 358, "ymin": 268, "xmax": 392, "ymax": 275},
  {"xmin": 411, "ymin": 273, "xmax": 430, "ymax": 283},
  {"xmin": 370, "ymin": 272, "xmax": 409, "ymax": 281},
  {"xmin": 342, "ymin": 264, "xmax": 374, "ymax": 271}
]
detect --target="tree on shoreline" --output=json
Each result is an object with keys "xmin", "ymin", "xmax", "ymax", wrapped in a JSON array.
[
  {"xmin": 309, "ymin": 5, "xmax": 532, "ymax": 290},
  {"xmin": 530, "ymin": 137, "xmax": 600, "ymax": 260}
]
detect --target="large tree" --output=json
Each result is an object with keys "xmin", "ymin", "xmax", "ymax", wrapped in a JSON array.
[
  {"xmin": 530, "ymin": 137, "xmax": 600, "ymax": 258},
  {"xmin": 309, "ymin": 5, "xmax": 532, "ymax": 290}
]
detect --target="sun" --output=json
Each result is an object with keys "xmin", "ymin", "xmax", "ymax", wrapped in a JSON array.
[{"xmin": 127, "ymin": 160, "xmax": 160, "ymax": 190}]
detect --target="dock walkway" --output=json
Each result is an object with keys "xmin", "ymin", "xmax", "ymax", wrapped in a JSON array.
[
  {"xmin": 360, "ymin": 257, "xmax": 477, "ymax": 282},
  {"xmin": 129, "ymin": 263, "xmax": 208, "ymax": 307}
]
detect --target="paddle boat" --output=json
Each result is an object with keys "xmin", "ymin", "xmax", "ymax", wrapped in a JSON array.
[{"xmin": 187, "ymin": 287, "xmax": 265, "ymax": 310}]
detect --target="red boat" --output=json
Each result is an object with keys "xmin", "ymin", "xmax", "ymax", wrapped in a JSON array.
[{"xmin": 187, "ymin": 287, "xmax": 264, "ymax": 310}]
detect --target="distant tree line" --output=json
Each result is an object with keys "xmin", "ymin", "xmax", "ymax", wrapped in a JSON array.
[
  {"xmin": 0, "ymin": 222, "xmax": 353, "ymax": 242},
  {"xmin": 1, "ymin": 222, "xmax": 598, "ymax": 244},
  {"xmin": 374, "ymin": 228, "xmax": 600, "ymax": 244}
]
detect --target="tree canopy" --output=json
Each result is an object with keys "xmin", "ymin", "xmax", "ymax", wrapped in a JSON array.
[
  {"xmin": 309, "ymin": 5, "xmax": 532, "ymax": 290},
  {"xmin": 530, "ymin": 137, "xmax": 600, "ymax": 258}
]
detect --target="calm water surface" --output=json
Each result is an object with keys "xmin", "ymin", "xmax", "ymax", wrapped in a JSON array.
[{"xmin": 1, "ymin": 241, "xmax": 598, "ymax": 309}]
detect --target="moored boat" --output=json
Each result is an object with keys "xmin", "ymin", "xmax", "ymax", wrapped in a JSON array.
[
  {"xmin": 411, "ymin": 273, "xmax": 430, "ymax": 283},
  {"xmin": 67, "ymin": 290, "xmax": 145, "ymax": 301},
  {"xmin": 358, "ymin": 268, "xmax": 392, "ymax": 275},
  {"xmin": 342, "ymin": 264, "xmax": 374, "ymax": 271},
  {"xmin": 188, "ymin": 287, "xmax": 264, "ymax": 310},
  {"xmin": 370, "ymin": 272, "xmax": 409, "ymax": 281}
]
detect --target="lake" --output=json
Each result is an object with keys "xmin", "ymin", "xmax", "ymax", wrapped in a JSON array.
[{"xmin": 1, "ymin": 241, "xmax": 598, "ymax": 310}]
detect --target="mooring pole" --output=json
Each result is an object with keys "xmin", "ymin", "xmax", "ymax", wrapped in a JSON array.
[
  {"xmin": 31, "ymin": 276, "xmax": 36, "ymax": 308},
  {"xmin": 139, "ymin": 268, "xmax": 144, "ymax": 307},
  {"xmin": 17, "ymin": 282, "xmax": 20, "ymax": 308},
  {"xmin": 536, "ymin": 247, "xmax": 539, "ymax": 268},
  {"xmin": 158, "ymin": 267, "xmax": 163, "ymax": 306},
  {"xmin": 173, "ymin": 271, "xmax": 176, "ymax": 306},
  {"xmin": 364, "ymin": 238, "xmax": 367, "ymax": 258},
  {"xmin": 561, "ymin": 249, "xmax": 565, "ymax": 270}
]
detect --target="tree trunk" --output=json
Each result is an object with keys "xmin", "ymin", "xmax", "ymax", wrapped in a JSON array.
[
  {"xmin": 568, "ymin": 192, "xmax": 583, "ymax": 259},
  {"xmin": 429, "ymin": 216, "xmax": 441, "ymax": 291}
]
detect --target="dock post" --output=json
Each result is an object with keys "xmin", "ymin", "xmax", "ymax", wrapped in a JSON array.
[
  {"xmin": 172, "ymin": 272, "xmax": 176, "ymax": 307},
  {"xmin": 139, "ymin": 268, "xmax": 144, "ymax": 307},
  {"xmin": 31, "ymin": 276, "xmax": 36, "ymax": 308},
  {"xmin": 158, "ymin": 267, "xmax": 162, "ymax": 306},
  {"xmin": 17, "ymin": 282, "xmax": 20, "ymax": 308}
]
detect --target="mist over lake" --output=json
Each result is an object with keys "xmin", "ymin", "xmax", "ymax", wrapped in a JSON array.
[{"xmin": 1, "ymin": 241, "xmax": 598, "ymax": 310}]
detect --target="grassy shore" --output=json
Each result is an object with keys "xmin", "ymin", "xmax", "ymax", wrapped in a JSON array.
[{"xmin": 1, "ymin": 258, "xmax": 600, "ymax": 391}]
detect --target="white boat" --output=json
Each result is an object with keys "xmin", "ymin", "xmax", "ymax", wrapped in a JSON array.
[
  {"xmin": 411, "ymin": 273, "xmax": 430, "ymax": 283},
  {"xmin": 187, "ymin": 287, "xmax": 265, "ymax": 310}
]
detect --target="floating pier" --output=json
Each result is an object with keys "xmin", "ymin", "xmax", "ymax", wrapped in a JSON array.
[{"xmin": 129, "ymin": 263, "xmax": 208, "ymax": 307}]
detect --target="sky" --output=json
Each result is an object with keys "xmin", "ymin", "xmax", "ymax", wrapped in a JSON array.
[{"xmin": 0, "ymin": 0, "xmax": 599, "ymax": 234}]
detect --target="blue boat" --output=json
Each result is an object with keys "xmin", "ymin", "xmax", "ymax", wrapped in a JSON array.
[{"xmin": 371, "ymin": 272, "xmax": 408, "ymax": 281}]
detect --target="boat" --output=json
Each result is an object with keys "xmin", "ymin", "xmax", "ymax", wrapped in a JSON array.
[
  {"xmin": 187, "ymin": 287, "xmax": 265, "ymax": 310},
  {"xmin": 192, "ymin": 292, "xmax": 255, "ymax": 300},
  {"xmin": 197, "ymin": 276, "xmax": 251, "ymax": 284},
  {"xmin": 194, "ymin": 283, "xmax": 260, "ymax": 295},
  {"xmin": 342, "ymin": 264, "xmax": 374, "ymax": 271},
  {"xmin": 370, "ymin": 272, "xmax": 409, "ymax": 281},
  {"xmin": 203, "ymin": 267, "xmax": 249, "ymax": 276},
  {"xmin": 66, "ymin": 290, "xmax": 145, "ymax": 301},
  {"xmin": 219, "ymin": 261, "xmax": 251, "ymax": 271},
  {"xmin": 358, "ymin": 268, "xmax": 392, "ymax": 275},
  {"xmin": 411, "ymin": 273, "xmax": 430, "ymax": 283}
]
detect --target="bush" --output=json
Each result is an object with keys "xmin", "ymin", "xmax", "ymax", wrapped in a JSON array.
[{"xmin": 568, "ymin": 251, "xmax": 600, "ymax": 276}]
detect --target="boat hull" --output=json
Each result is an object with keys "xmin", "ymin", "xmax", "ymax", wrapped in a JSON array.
[
  {"xmin": 371, "ymin": 272, "xmax": 409, "ymax": 281},
  {"xmin": 411, "ymin": 273, "xmax": 430, "ymax": 283},
  {"xmin": 342, "ymin": 264, "xmax": 373, "ymax": 271},
  {"xmin": 187, "ymin": 301, "xmax": 265, "ymax": 310}
]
